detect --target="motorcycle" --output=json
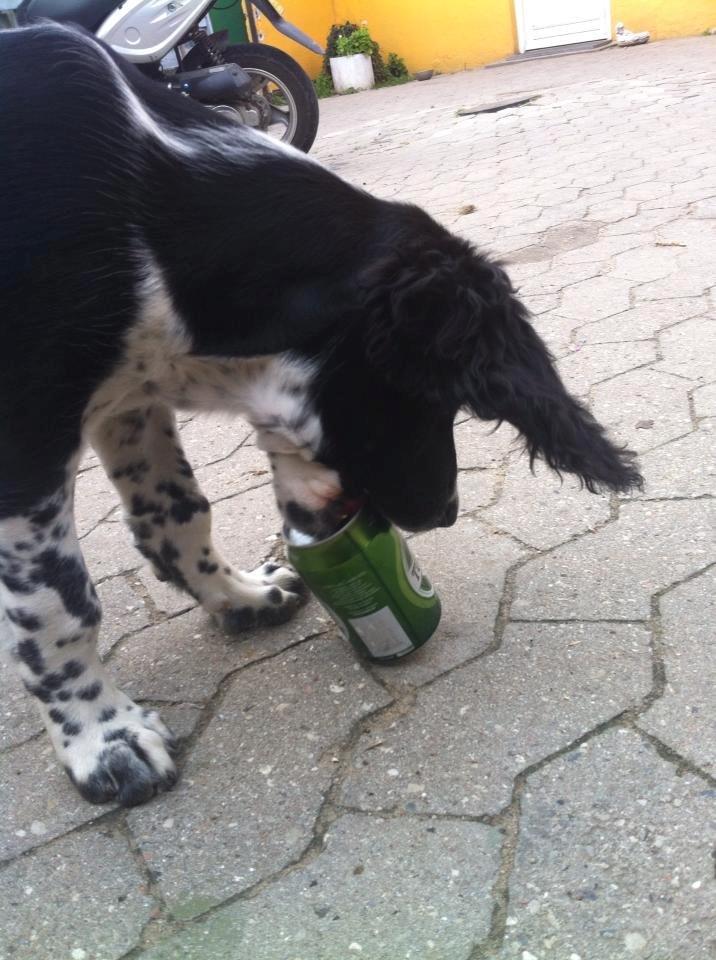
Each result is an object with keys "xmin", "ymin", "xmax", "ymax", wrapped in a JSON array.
[{"xmin": 16, "ymin": 0, "xmax": 323, "ymax": 152}]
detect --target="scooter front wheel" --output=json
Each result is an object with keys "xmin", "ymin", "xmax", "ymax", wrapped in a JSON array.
[{"xmin": 220, "ymin": 43, "xmax": 319, "ymax": 153}]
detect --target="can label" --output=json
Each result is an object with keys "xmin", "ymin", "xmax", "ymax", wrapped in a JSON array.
[
  {"xmin": 400, "ymin": 538, "xmax": 435, "ymax": 599},
  {"xmin": 348, "ymin": 608, "xmax": 414, "ymax": 658},
  {"xmin": 286, "ymin": 505, "xmax": 441, "ymax": 662}
]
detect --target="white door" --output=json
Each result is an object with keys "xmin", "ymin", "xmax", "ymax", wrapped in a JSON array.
[{"xmin": 516, "ymin": 0, "xmax": 610, "ymax": 52}]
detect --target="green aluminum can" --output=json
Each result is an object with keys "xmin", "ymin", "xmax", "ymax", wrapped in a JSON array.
[{"xmin": 285, "ymin": 505, "xmax": 441, "ymax": 663}]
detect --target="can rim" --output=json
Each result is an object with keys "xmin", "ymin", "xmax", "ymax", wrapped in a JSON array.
[{"xmin": 284, "ymin": 505, "xmax": 368, "ymax": 551}]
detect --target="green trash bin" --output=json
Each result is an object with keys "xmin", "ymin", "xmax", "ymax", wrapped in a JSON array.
[{"xmin": 208, "ymin": 4, "xmax": 248, "ymax": 44}]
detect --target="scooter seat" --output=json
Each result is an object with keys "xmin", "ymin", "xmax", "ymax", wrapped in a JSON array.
[{"xmin": 17, "ymin": 0, "xmax": 119, "ymax": 32}]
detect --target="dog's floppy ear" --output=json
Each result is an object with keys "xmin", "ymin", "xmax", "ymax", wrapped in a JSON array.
[
  {"xmin": 459, "ymin": 280, "xmax": 643, "ymax": 494},
  {"xmin": 360, "ymin": 236, "xmax": 492, "ymax": 397},
  {"xmin": 360, "ymin": 232, "xmax": 641, "ymax": 494}
]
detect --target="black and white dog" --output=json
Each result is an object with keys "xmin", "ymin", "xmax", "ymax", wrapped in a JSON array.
[{"xmin": 0, "ymin": 22, "xmax": 641, "ymax": 807}]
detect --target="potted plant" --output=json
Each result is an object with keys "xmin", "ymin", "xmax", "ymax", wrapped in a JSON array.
[{"xmin": 330, "ymin": 25, "xmax": 375, "ymax": 93}]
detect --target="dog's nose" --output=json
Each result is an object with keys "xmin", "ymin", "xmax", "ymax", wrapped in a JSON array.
[{"xmin": 437, "ymin": 497, "xmax": 458, "ymax": 528}]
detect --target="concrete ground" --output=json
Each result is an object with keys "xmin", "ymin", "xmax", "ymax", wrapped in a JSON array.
[{"xmin": 2, "ymin": 35, "xmax": 715, "ymax": 960}]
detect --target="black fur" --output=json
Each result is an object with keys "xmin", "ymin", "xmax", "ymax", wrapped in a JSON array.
[
  {"xmin": 0, "ymin": 23, "xmax": 641, "ymax": 808},
  {"xmin": 1, "ymin": 23, "xmax": 640, "ymax": 529}
]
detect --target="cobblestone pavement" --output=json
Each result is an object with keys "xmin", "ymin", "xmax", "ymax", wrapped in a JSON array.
[{"xmin": 2, "ymin": 36, "xmax": 715, "ymax": 960}]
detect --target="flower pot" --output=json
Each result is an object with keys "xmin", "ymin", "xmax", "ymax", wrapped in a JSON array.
[{"xmin": 329, "ymin": 53, "xmax": 374, "ymax": 93}]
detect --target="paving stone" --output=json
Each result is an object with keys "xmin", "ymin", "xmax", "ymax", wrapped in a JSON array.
[
  {"xmin": 630, "ymin": 422, "xmax": 716, "ymax": 499},
  {"xmin": 498, "ymin": 728, "xmax": 716, "ymax": 960},
  {"xmin": 127, "ymin": 636, "xmax": 391, "ymax": 918},
  {"xmin": 590, "ymin": 367, "xmax": 694, "ymax": 454},
  {"xmin": 74, "ymin": 465, "xmax": 119, "ymax": 539},
  {"xmin": 179, "ymin": 414, "xmax": 253, "ymax": 468},
  {"xmin": 693, "ymin": 381, "xmax": 716, "ymax": 418},
  {"xmin": 529, "ymin": 310, "xmax": 577, "ymax": 356},
  {"xmin": 343, "ymin": 622, "xmax": 650, "ymax": 817},
  {"xmin": 82, "ymin": 519, "xmax": 143, "ymax": 581},
  {"xmin": 634, "ymin": 271, "xmax": 712, "ymax": 301},
  {"xmin": 456, "ymin": 468, "xmax": 500, "ymax": 513},
  {"xmin": 639, "ymin": 567, "xmax": 716, "ymax": 774},
  {"xmin": 655, "ymin": 315, "xmax": 716, "ymax": 382},
  {"xmin": 140, "ymin": 816, "xmax": 499, "ymax": 960},
  {"xmin": 453, "ymin": 419, "xmax": 518, "ymax": 469},
  {"xmin": 0, "ymin": 827, "xmax": 153, "ymax": 960},
  {"xmin": 558, "ymin": 276, "xmax": 633, "ymax": 322},
  {"xmin": 0, "ymin": 738, "xmax": 101, "ymax": 861},
  {"xmin": 109, "ymin": 597, "xmax": 330, "ymax": 704},
  {"xmin": 96, "ymin": 575, "xmax": 154, "ymax": 658},
  {"xmin": 210, "ymin": 484, "xmax": 284, "ymax": 573},
  {"xmin": 373, "ymin": 519, "xmax": 526, "ymax": 688},
  {"xmin": 194, "ymin": 443, "xmax": 271, "ymax": 505},
  {"xmin": 517, "ymin": 262, "xmax": 601, "ymax": 297},
  {"xmin": 0, "ymin": 654, "xmax": 43, "ymax": 752},
  {"xmin": 511, "ymin": 501, "xmax": 716, "ymax": 621},
  {"xmin": 608, "ymin": 244, "xmax": 680, "ymax": 282},
  {"xmin": 484, "ymin": 457, "xmax": 610, "ymax": 550},
  {"xmin": 556, "ymin": 340, "xmax": 655, "ymax": 395},
  {"xmin": 603, "ymin": 208, "xmax": 682, "ymax": 236},
  {"xmin": 575, "ymin": 297, "xmax": 705, "ymax": 344},
  {"xmin": 132, "ymin": 567, "xmax": 196, "ymax": 619},
  {"xmin": 523, "ymin": 292, "xmax": 561, "ymax": 316}
]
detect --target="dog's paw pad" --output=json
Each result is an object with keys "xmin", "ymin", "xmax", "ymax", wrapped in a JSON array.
[
  {"xmin": 253, "ymin": 561, "xmax": 307, "ymax": 598},
  {"xmin": 63, "ymin": 709, "xmax": 177, "ymax": 807},
  {"xmin": 217, "ymin": 584, "xmax": 304, "ymax": 634}
]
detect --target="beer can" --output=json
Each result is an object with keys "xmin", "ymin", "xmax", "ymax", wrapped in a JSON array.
[{"xmin": 285, "ymin": 505, "xmax": 441, "ymax": 663}]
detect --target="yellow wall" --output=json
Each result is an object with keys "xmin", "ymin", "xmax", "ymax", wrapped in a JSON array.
[
  {"xmin": 612, "ymin": 0, "xmax": 715, "ymax": 40},
  {"xmin": 257, "ymin": 1, "xmax": 716, "ymax": 80},
  {"xmin": 334, "ymin": 0, "xmax": 517, "ymax": 74}
]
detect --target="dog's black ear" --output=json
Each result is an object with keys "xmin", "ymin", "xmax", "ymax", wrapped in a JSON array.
[
  {"xmin": 360, "ymin": 237, "xmax": 493, "ymax": 397},
  {"xmin": 461, "ymin": 285, "xmax": 643, "ymax": 494},
  {"xmin": 361, "ymin": 233, "xmax": 641, "ymax": 494}
]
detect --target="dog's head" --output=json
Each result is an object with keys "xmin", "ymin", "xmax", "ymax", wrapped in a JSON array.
[{"xmin": 248, "ymin": 202, "xmax": 642, "ymax": 537}]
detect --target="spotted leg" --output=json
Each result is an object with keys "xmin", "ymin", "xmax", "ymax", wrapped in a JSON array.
[
  {"xmin": 0, "ymin": 478, "xmax": 177, "ymax": 806},
  {"xmin": 91, "ymin": 404, "xmax": 306, "ymax": 633}
]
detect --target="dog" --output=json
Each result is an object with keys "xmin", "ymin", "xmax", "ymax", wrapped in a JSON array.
[{"xmin": 0, "ymin": 22, "xmax": 642, "ymax": 807}]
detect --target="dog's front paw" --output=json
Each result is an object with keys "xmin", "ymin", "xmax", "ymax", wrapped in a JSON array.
[
  {"xmin": 215, "ymin": 562, "xmax": 308, "ymax": 634},
  {"xmin": 57, "ymin": 698, "xmax": 178, "ymax": 807}
]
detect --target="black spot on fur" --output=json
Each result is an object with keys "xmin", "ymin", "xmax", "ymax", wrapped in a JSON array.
[
  {"xmin": 6, "ymin": 607, "xmax": 42, "ymax": 631},
  {"xmin": 57, "ymin": 689, "xmax": 72, "ymax": 702},
  {"xmin": 132, "ymin": 520, "xmax": 153, "ymax": 541},
  {"xmin": 63, "ymin": 739, "xmax": 70, "ymax": 748},
  {"xmin": 25, "ymin": 682, "xmax": 53, "ymax": 704},
  {"xmin": 29, "ymin": 549, "xmax": 101, "ymax": 627},
  {"xmin": 155, "ymin": 481, "xmax": 209, "ymax": 524},
  {"xmin": 267, "ymin": 586, "xmax": 283, "ymax": 605},
  {"xmin": 77, "ymin": 681, "xmax": 102, "ymax": 701},
  {"xmin": 118, "ymin": 411, "xmax": 146, "ymax": 446},
  {"xmin": 28, "ymin": 500, "xmax": 61, "ymax": 528},
  {"xmin": 51, "ymin": 522, "xmax": 68, "ymax": 541},
  {"xmin": 262, "ymin": 563, "xmax": 279, "ymax": 575},
  {"xmin": 63, "ymin": 660, "xmax": 85, "ymax": 680},
  {"xmin": 14, "ymin": 541, "xmax": 31, "ymax": 552},
  {"xmin": 56, "ymin": 633, "xmax": 83, "ymax": 648},
  {"xmin": 42, "ymin": 672, "xmax": 65, "ymax": 691},
  {"xmin": 285, "ymin": 501, "xmax": 316, "ymax": 531},
  {"xmin": 135, "ymin": 538, "xmax": 194, "ymax": 596},
  {"xmin": 113, "ymin": 460, "xmax": 150, "ymax": 484},
  {"xmin": 62, "ymin": 720, "xmax": 82, "ymax": 736},
  {"xmin": 99, "ymin": 706, "xmax": 117, "ymax": 722},
  {"xmin": 202, "ymin": 547, "xmax": 210, "ymax": 556},
  {"xmin": 130, "ymin": 493, "xmax": 165, "ymax": 518},
  {"xmin": 104, "ymin": 727, "xmax": 128, "ymax": 743},
  {"xmin": 49, "ymin": 708, "xmax": 66, "ymax": 724},
  {"xmin": 197, "ymin": 559, "xmax": 219, "ymax": 574},
  {"xmin": 16, "ymin": 638, "xmax": 45, "ymax": 675}
]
